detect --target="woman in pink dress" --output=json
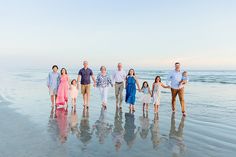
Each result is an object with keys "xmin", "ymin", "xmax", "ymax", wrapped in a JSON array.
[{"xmin": 56, "ymin": 68, "xmax": 70, "ymax": 110}]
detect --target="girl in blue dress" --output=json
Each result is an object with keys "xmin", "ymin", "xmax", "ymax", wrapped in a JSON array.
[{"xmin": 125, "ymin": 69, "xmax": 141, "ymax": 112}]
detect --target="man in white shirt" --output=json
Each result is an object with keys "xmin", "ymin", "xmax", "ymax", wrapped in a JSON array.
[
  {"xmin": 112, "ymin": 63, "xmax": 126, "ymax": 109},
  {"xmin": 167, "ymin": 62, "xmax": 188, "ymax": 116}
]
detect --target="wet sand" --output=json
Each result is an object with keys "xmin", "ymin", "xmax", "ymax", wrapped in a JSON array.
[{"xmin": 0, "ymin": 69, "xmax": 236, "ymax": 157}]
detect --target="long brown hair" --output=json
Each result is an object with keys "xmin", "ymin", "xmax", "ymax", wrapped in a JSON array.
[
  {"xmin": 126, "ymin": 69, "xmax": 135, "ymax": 81},
  {"xmin": 60, "ymin": 68, "xmax": 68, "ymax": 75},
  {"xmin": 154, "ymin": 76, "xmax": 161, "ymax": 83},
  {"xmin": 127, "ymin": 68, "xmax": 135, "ymax": 76},
  {"xmin": 141, "ymin": 81, "xmax": 149, "ymax": 89}
]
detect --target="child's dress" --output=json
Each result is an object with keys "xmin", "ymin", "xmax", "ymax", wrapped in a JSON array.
[
  {"xmin": 70, "ymin": 85, "xmax": 78, "ymax": 99},
  {"xmin": 56, "ymin": 75, "xmax": 69, "ymax": 106},
  {"xmin": 152, "ymin": 83, "xmax": 161, "ymax": 105},
  {"xmin": 141, "ymin": 87, "xmax": 151, "ymax": 104},
  {"xmin": 125, "ymin": 76, "xmax": 136, "ymax": 105}
]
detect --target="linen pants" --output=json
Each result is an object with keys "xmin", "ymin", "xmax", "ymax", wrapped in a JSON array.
[
  {"xmin": 115, "ymin": 83, "xmax": 124, "ymax": 106},
  {"xmin": 99, "ymin": 87, "xmax": 109, "ymax": 103}
]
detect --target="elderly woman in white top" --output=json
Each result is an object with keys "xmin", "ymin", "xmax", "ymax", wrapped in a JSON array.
[{"xmin": 96, "ymin": 66, "xmax": 113, "ymax": 109}]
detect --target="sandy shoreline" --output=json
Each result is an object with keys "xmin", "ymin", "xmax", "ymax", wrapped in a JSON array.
[{"xmin": 0, "ymin": 95, "xmax": 67, "ymax": 157}]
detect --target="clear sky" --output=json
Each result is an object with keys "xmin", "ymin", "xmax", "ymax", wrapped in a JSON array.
[{"xmin": 0, "ymin": 0, "xmax": 236, "ymax": 70}]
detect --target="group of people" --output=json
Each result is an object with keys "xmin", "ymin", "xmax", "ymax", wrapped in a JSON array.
[{"xmin": 47, "ymin": 61, "xmax": 188, "ymax": 116}]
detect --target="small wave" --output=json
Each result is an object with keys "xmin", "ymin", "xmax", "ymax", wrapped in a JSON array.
[
  {"xmin": 14, "ymin": 73, "xmax": 33, "ymax": 78},
  {"xmin": 189, "ymin": 79, "xmax": 236, "ymax": 85},
  {"xmin": 0, "ymin": 94, "xmax": 13, "ymax": 104}
]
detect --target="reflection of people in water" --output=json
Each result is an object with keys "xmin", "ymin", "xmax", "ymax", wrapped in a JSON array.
[
  {"xmin": 94, "ymin": 108, "xmax": 113, "ymax": 144},
  {"xmin": 150, "ymin": 113, "xmax": 160, "ymax": 149},
  {"xmin": 169, "ymin": 113, "xmax": 186, "ymax": 156},
  {"xmin": 48, "ymin": 108, "xmax": 59, "ymax": 141},
  {"xmin": 69, "ymin": 110, "xmax": 80, "ymax": 137},
  {"xmin": 112, "ymin": 108, "xmax": 124, "ymax": 151},
  {"xmin": 124, "ymin": 112, "xmax": 139, "ymax": 148},
  {"xmin": 139, "ymin": 111, "xmax": 149, "ymax": 140},
  {"xmin": 55, "ymin": 108, "xmax": 69, "ymax": 143},
  {"xmin": 79, "ymin": 108, "xmax": 94, "ymax": 147}
]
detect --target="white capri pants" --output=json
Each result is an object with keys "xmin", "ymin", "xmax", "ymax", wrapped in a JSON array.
[{"xmin": 99, "ymin": 87, "xmax": 109, "ymax": 103}]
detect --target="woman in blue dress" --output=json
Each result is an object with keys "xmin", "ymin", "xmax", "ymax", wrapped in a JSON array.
[{"xmin": 125, "ymin": 69, "xmax": 141, "ymax": 112}]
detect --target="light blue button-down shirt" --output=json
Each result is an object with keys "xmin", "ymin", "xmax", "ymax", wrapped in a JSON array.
[
  {"xmin": 47, "ymin": 72, "xmax": 60, "ymax": 90},
  {"xmin": 167, "ymin": 70, "xmax": 187, "ymax": 89}
]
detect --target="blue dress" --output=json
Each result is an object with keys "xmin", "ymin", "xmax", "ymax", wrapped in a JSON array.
[{"xmin": 125, "ymin": 76, "xmax": 136, "ymax": 105}]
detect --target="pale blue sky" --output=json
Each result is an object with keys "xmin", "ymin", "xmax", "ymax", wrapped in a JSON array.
[{"xmin": 0, "ymin": 0, "xmax": 236, "ymax": 69}]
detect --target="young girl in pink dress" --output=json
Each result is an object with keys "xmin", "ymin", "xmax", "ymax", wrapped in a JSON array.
[
  {"xmin": 70, "ymin": 79, "xmax": 78, "ymax": 110},
  {"xmin": 56, "ymin": 68, "xmax": 70, "ymax": 110}
]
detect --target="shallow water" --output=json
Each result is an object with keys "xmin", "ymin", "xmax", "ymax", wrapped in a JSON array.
[{"xmin": 0, "ymin": 68, "xmax": 236, "ymax": 157}]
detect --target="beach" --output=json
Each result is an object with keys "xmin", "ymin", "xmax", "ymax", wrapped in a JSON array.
[{"xmin": 0, "ymin": 68, "xmax": 236, "ymax": 157}]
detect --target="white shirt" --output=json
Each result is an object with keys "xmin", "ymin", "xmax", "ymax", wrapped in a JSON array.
[
  {"xmin": 167, "ymin": 70, "xmax": 183, "ymax": 89},
  {"xmin": 112, "ymin": 70, "xmax": 126, "ymax": 83}
]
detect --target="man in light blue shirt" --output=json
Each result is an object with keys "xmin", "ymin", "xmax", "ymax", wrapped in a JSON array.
[
  {"xmin": 47, "ymin": 65, "xmax": 60, "ymax": 108},
  {"xmin": 167, "ymin": 62, "xmax": 188, "ymax": 116}
]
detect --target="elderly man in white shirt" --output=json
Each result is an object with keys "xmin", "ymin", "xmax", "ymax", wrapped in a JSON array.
[
  {"xmin": 167, "ymin": 62, "xmax": 188, "ymax": 116},
  {"xmin": 112, "ymin": 63, "xmax": 126, "ymax": 109}
]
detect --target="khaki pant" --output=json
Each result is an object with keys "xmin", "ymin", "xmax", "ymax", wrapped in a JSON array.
[
  {"xmin": 171, "ymin": 88, "xmax": 185, "ymax": 113},
  {"xmin": 115, "ymin": 83, "xmax": 124, "ymax": 106},
  {"xmin": 81, "ymin": 84, "xmax": 91, "ymax": 95}
]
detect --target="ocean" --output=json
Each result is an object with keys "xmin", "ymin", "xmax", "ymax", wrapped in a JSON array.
[{"xmin": 0, "ymin": 68, "xmax": 235, "ymax": 157}]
